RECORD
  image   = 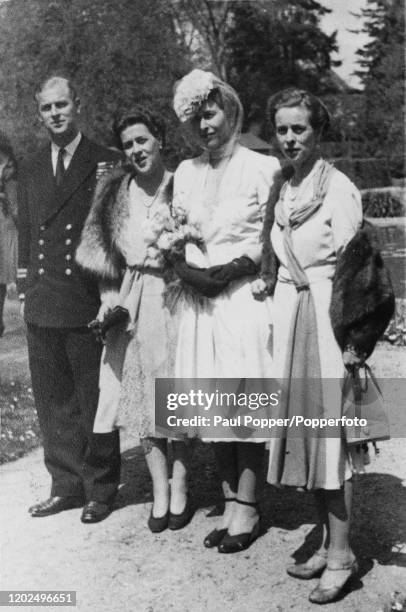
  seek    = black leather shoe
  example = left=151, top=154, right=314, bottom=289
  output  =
left=168, top=496, right=194, bottom=530
left=80, top=501, right=112, bottom=524
left=218, top=520, right=260, bottom=553
left=203, top=498, right=236, bottom=548
left=218, top=499, right=260, bottom=554
left=148, top=510, right=169, bottom=533
left=204, top=528, right=228, bottom=548
left=29, top=496, right=83, bottom=517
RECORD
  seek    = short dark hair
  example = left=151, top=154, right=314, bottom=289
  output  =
left=267, top=88, right=330, bottom=134
left=34, top=76, right=79, bottom=103
left=112, top=106, right=166, bottom=149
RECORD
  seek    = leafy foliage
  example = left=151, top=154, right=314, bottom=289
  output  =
left=224, top=1, right=341, bottom=118
left=352, top=0, right=405, bottom=165
left=0, top=0, right=191, bottom=163
left=362, top=187, right=405, bottom=217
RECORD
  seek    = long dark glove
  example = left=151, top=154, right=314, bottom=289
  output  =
left=173, top=261, right=228, bottom=298
left=207, top=256, right=258, bottom=282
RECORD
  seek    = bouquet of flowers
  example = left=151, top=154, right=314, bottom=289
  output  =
left=139, top=202, right=177, bottom=269
left=138, top=202, right=208, bottom=309
left=155, top=205, right=208, bottom=309
left=149, top=204, right=258, bottom=308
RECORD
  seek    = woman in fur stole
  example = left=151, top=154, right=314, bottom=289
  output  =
left=254, top=88, right=394, bottom=604
left=76, top=107, right=190, bottom=533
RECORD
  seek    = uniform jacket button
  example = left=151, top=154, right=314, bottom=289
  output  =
left=38, top=268, right=45, bottom=275
left=65, top=254, right=72, bottom=261
left=65, top=238, right=72, bottom=245
left=65, top=268, right=72, bottom=276
left=65, top=224, right=72, bottom=230
left=40, top=225, right=46, bottom=231
left=38, top=253, right=44, bottom=260
left=38, top=239, right=44, bottom=245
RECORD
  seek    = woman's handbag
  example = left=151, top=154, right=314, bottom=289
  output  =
left=88, top=305, right=129, bottom=342
left=342, top=365, right=390, bottom=445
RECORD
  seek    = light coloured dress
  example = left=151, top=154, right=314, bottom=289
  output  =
left=173, top=144, right=280, bottom=438
left=0, top=180, right=18, bottom=284
left=267, top=160, right=363, bottom=489
left=92, top=173, right=179, bottom=444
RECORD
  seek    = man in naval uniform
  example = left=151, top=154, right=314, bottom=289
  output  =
left=18, top=76, right=121, bottom=522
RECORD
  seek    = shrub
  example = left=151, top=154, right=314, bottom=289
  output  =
left=331, top=158, right=391, bottom=189
left=362, top=188, right=405, bottom=217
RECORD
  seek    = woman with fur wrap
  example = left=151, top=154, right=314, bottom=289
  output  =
left=255, top=89, right=394, bottom=605
left=76, top=107, right=190, bottom=532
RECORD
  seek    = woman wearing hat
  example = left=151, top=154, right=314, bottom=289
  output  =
left=171, top=70, right=280, bottom=553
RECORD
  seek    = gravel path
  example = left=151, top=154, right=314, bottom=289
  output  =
left=1, top=298, right=405, bottom=612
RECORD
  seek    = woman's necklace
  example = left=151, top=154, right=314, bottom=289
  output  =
left=137, top=173, right=166, bottom=218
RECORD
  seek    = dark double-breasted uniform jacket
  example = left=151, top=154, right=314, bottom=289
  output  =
left=17, top=135, right=122, bottom=501
left=18, top=135, right=121, bottom=327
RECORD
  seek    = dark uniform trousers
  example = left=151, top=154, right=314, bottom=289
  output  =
left=18, top=136, right=121, bottom=503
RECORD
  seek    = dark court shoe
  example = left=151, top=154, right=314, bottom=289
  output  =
left=203, top=498, right=236, bottom=548
left=218, top=499, right=260, bottom=554
left=287, top=551, right=328, bottom=580
left=168, top=496, right=194, bottom=531
left=309, top=559, right=359, bottom=605
left=81, top=501, right=112, bottom=524
left=29, top=496, right=83, bottom=517
left=148, top=510, right=169, bottom=533
left=204, top=528, right=228, bottom=549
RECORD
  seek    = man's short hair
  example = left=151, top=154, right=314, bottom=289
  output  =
left=34, top=76, right=79, bottom=103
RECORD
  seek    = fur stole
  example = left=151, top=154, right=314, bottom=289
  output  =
left=76, top=167, right=129, bottom=281
left=260, top=172, right=395, bottom=359
left=76, top=167, right=173, bottom=282
left=329, top=221, right=395, bottom=358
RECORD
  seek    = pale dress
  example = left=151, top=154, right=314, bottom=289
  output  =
left=173, top=144, right=280, bottom=439
left=93, top=174, right=179, bottom=445
left=0, top=181, right=18, bottom=284
left=267, top=162, right=363, bottom=489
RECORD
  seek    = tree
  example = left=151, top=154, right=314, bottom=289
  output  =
left=224, top=0, right=341, bottom=119
left=172, top=0, right=233, bottom=79
left=353, top=0, right=405, bottom=169
left=0, top=0, right=190, bottom=162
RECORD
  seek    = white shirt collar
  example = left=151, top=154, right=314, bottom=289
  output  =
left=51, top=132, right=82, bottom=172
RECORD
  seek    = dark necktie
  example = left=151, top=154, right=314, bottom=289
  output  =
left=55, top=148, right=66, bottom=186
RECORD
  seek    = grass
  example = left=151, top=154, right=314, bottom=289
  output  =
left=0, top=379, right=42, bottom=464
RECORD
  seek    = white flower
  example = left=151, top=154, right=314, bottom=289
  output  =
left=152, top=204, right=172, bottom=225
left=173, top=69, right=217, bottom=122
left=146, top=246, right=160, bottom=260
left=156, top=231, right=175, bottom=252
left=172, top=205, right=188, bottom=224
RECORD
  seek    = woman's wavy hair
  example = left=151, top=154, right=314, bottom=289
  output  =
left=112, top=106, right=166, bottom=149
left=267, top=88, right=331, bottom=135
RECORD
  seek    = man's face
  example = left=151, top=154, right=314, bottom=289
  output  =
left=37, top=81, right=80, bottom=142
